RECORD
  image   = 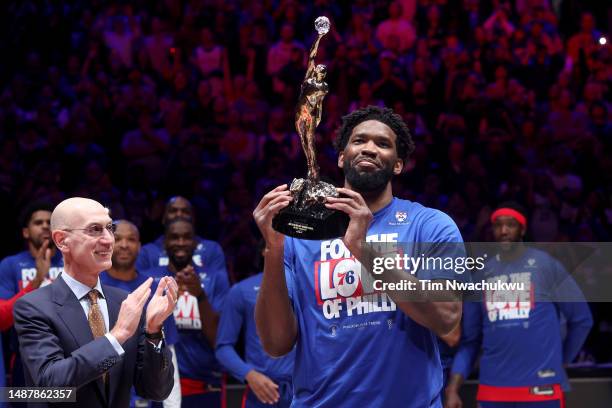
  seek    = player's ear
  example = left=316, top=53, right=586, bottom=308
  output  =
left=337, top=151, right=345, bottom=169
left=393, top=158, right=403, bottom=175
left=22, top=227, right=30, bottom=240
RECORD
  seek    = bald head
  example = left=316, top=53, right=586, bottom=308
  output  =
left=51, top=197, right=110, bottom=231
left=50, top=197, right=114, bottom=284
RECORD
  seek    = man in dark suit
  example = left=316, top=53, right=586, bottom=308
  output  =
left=14, top=197, right=178, bottom=407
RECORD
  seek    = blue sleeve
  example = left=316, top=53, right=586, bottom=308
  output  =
left=0, top=257, right=16, bottom=299
left=552, top=261, right=593, bottom=363
left=207, top=269, right=230, bottom=312
left=451, top=301, right=483, bottom=379
left=416, top=209, right=468, bottom=283
left=215, top=285, right=253, bottom=382
left=206, top=242, right=230, bottom=296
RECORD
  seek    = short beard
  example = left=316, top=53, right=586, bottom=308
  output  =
left=32, top=237, right=54, bottom=250
left=169, top=253, right=192, bottom=271
left=343, top=160, right=394, bottom=193
left=112, top=258, right=136, bottom=271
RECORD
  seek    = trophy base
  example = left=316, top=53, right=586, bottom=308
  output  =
left=273, top=203, right=349, bottom=240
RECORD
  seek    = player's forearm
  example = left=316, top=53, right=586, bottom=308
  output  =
left=396, top=299, right=461, bottom=336
left=360, top=249, right=461, bottom=335
left=198, top=299, right=219, bottom=347
left=255, top=246, right=297, bottom=357
left=215, top=344, right=253, bottom=381
left=445, top=373, right=464, bottom=394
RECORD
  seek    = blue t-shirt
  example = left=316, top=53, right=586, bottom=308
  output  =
left=0, top=250, right=65, bottom=387
left=136, top=235, right=225, bottom=273
left=144, top=265, right=229, bottom=384
left=215, top=272, right=295, bottom=382
left=285, top=197, right=467, bottom=407
left=0, top=250, right=64, bottom=299
left=452, top=247, right=593, bottom=390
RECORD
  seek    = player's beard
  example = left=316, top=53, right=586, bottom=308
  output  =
left=32, top=236, right=55, bottom=251
left=169, top=251, right=192, bottom=271
left=343, top=160, right=394, bottom=193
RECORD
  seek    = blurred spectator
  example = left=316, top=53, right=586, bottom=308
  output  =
left=376, top=2, right=417, bottom=53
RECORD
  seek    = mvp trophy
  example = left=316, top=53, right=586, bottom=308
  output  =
left=272, top=16, right=349, bottom=240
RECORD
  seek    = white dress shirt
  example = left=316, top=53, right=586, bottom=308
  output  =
left=61, top=272, right=125, bottom=356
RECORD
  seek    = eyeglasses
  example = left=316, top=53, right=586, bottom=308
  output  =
left=63, top=223, right=116, bottom=237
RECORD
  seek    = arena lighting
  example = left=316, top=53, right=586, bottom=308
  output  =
left=599, top=36, right=607, bottom=45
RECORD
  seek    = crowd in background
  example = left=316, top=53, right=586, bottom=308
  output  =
left=0, top=0, right=610, bottom=363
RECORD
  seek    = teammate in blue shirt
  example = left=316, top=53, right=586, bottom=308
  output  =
left=216, top=271, right=295, bottom=407
left=253, top=106, right=469, bottom=407
left=136, top=196, right=226, bottom=276
left=144, top=218, right=229, bottom=408
left=445, top=203, right=593, bottom=408
left=0, top=201, right=64, bottom=298
left=0, top=201, right=64, bottom=387
left=99, top=220, right=182, bottom=408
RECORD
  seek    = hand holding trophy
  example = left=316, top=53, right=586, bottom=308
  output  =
left=272, top=17, right=349, bottom=240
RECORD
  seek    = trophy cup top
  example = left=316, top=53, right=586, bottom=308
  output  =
left=314, top=16, right=330, bottom=35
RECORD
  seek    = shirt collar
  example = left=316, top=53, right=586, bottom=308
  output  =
left=61, top=271, right=105, bottom=301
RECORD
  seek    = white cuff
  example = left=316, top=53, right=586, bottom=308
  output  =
left=105, top=332, right=125, bottom=356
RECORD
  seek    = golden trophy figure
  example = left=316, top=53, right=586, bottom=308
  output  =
left=273, top=17, right=349, bottom=239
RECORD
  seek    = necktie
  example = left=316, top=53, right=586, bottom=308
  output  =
left=87, top=290, right=108, bottom=384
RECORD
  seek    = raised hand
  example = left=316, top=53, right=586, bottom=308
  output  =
left=111, top=278, right=152, bottom=344
left=325, top=187, right=373, bottom=260
left=253, top=184, right=293, bottom=249
left=32, top=240, right=52, bottom=289
left=175, top=265, right=203, bottom=297
left=145, top=276, right=178, bottom=333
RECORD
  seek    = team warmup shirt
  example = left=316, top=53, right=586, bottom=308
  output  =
left=100, top=270, right=180, bottom=408
left=0, top=250, right=64, bottom=387
left=144, top=264, right=229, bottom=385
left=452, top=247, right=593, bottom=390
left=285, top=197, right=468, bottom=408
left=136, top=235, right=223, bottom=272
left=215, top=272, right=295, bottom=382
left=0, top=250, right=64, bottom=299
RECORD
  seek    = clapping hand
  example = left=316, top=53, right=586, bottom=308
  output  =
left=145, top=276, right=178, bottom=333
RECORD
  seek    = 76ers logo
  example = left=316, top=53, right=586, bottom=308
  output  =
left=315, top=257, right=363, bottom=304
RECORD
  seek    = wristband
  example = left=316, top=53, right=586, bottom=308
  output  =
left=145, top=329, right=164, bottom=340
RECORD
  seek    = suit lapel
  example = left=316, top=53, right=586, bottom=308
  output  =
left=52, top=277, right=107, bottom=405
left=53, top=277, right=95, bottom=350
left=105, top=286, right=124, bottom=406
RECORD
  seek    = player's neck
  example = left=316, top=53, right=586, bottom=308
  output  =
left=345, top=181, right=393, bottom=213
left=498, top=243, right=526, bottom=261
left=107, top=266, right=137, bottom=281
